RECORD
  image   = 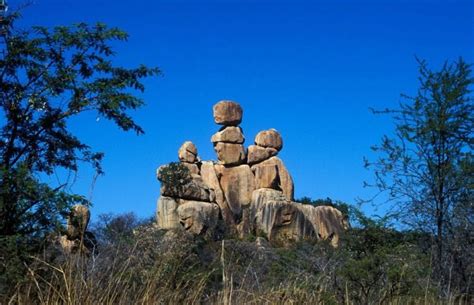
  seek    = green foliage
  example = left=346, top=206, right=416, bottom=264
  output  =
left=2, top=211, right=460, bottom=304
left=365, top=58, right=473, bottom=293
left=0, top=11, right=159, bottom=294
left=297, top=196, right=350, bottom=218
left=335, top=210, right=432, bottom=304
left=91, top=212, right=151, bottom=246
left=157, top=162, right=192, bottom=190
left=0, top=12, right=159, bottom=236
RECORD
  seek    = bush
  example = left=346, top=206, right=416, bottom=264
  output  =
left=2, top=212, right=464, bottom=304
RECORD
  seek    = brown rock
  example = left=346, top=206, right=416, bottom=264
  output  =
left=58, top=235, right=76, bottom=254
left=254, top=163, right=280, bottom=189
left=215, top=164, right=255, bottom=218
left=200, top=161, right=235, bottom=227
left=211, top=126, right=244, bottom=144
left=156, top=196, right=181, bottom=230
left=66, top=205, right=90, bottom=240
left=250, top=188, right=287, bottom=235
left=255, top=129, right=283, bottom=151
left=177, top=201, right=220, bottom=235
left=296, top=204, right=349, bottom=247
left=269, top=203, right=315, bottom=246
left=213, top=100, right=243, bottom=126
left=250, top=189, right=315, bottom=245
left=214, top=142, right=246, bottom=165
left=247, top=145, right=278, bottom=165
left=178, top=141, right=198, bottom=163
left=251, top=157, right=294, bottom=200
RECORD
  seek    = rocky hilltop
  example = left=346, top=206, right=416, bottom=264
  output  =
left=156, top=101, right=348, bottom=246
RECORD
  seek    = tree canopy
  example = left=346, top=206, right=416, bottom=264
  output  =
left=0, top=12, right=159, bottom=241
left=365, top=57, right=473, bottom=293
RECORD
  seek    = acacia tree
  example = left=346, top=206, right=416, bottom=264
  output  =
left=365, top=58, right=473, bottom=293
left=0, top=12, right=160, bottom=244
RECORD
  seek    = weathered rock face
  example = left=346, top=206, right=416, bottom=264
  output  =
left=250, top=188, right=287, bottom=235
left=255, top=129, right=283, bottom=151
left=253, top=163, right=280, bottom=189
left=177, top=201, right=220, bottom=235
left=215, top=164, right=255, bottom=218
left=213, top=100, right=243, bottom=126
left=269, top=203, right=315, bottom=246
left=250, top=189, right=315, bottom=245
left=214, top=142, right=246, bottom=165
left=200, top=161, right=235, bottom=228
left=211, top=126, right=244, bottom=144
left=297, top=205, right=348, bottom=247
left=251, top=156, right=294, bottom=201
left=154, top=100, right=348, bottom=246
left=156, top=196, right=180, bottom=230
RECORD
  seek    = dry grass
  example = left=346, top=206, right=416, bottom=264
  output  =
left=5, top=231, right=470, bottom=305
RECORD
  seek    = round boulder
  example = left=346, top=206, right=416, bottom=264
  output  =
left=255, top=129, right=283, bottom=151
left=213, top=100, right=243, bottom=126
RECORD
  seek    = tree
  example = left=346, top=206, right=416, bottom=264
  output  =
left=0, top=9, right=159, bottom=288
left=364, top=58, right=473, bottom=293
left=297, top=196, right=350, bottom=218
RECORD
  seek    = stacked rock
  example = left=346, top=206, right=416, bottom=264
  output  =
left=178, top=141, right=200, bottom=176
left=248, top=129, right=294, bottom=201
left=211, top=101, right=246, bottom=166
left=154, top=100, right=349, bottom=246
left=246, top=129, right=312, bottom=245
left=211, top=101, right=255, bottom=235
left=156, top=142, right=221, bottom=238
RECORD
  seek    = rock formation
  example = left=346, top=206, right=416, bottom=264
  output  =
left=156, top=142, right=222, bottom=238
left=155, top=100, right=348, bottom=246
left=57, top=204, right=97, bottom=255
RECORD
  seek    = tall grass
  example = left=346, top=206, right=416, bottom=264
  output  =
left=5, top=229, right=470, bottom=305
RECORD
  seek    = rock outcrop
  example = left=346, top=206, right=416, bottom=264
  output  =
left=57, top=204, right=97, bottom=255
left=177, top=201, right=220, bottom=236
left=250, top=189, right=315, bottom=246
left=156, top=143, right=222, bottom=238
left=296, top=204, right=349, bottom=247
left=155, top=100, right=348, bottom=246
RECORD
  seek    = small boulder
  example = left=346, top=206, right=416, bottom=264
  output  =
left=178, top=141, right=198, bottom=163
left=213, top=100, right=243, bottom=126
left=255, top=129, right=283, bottom=151
left=211, top=126, right=245, bottom=144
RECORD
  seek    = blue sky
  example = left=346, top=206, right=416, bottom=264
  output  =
left=17, top=0, right=474, bottom=219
